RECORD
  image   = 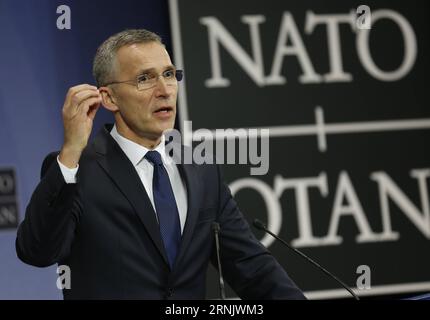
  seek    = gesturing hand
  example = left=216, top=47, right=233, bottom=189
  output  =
left=59, top=84, right=102, bottom=168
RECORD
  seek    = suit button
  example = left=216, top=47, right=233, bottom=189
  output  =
left=166, top=288, right=174, bottom=298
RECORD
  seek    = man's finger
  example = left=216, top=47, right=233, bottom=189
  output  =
left=73, top=90, right=101, bottom=109
left=64, top=84, right=98, bottom=111
left=88, top=104, right=100, bottom=121
left=78, top=97, right=102, bottom=116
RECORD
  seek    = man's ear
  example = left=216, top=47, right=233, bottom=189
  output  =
left=98, top=86, right=119, bottom=112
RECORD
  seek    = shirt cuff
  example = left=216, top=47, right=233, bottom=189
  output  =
left=57, top=155, right=79, bottom=184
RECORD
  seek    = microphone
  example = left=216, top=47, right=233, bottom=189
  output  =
left=212, top=222, right=226, bottom=300
left=253, top=219, right=360, bottom=300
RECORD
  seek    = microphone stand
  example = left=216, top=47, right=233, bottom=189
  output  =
left=212, top=222, right=226, bottom=300
left=253, top=219, right=359, bottom=300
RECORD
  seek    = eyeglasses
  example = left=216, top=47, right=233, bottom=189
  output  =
left=103, top=69, right=183, bottom=91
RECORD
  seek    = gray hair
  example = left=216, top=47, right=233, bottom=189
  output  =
left=92, top=29, right=163, bottom=87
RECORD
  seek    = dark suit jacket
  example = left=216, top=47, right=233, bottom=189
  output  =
left=16, top=124, right=305, bottom=300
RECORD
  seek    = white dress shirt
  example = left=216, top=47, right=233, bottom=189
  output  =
left=57, top=125, right=188, bottom=233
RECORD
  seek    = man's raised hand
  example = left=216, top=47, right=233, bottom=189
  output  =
left=59, top=84, right=102, bottom=168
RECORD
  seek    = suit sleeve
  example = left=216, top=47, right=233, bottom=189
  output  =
left=15, top=152, right=81, bottom=267
left=212, top=165, right=306, bottom=300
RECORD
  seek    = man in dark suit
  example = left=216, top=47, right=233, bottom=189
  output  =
left=16, top=29, right=305, bottom=300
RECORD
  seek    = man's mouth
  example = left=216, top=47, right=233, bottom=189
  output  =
left=153, top=106, right=173, bottom=114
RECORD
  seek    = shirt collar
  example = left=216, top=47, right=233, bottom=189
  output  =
left=110, top=124, right=169, bottom=166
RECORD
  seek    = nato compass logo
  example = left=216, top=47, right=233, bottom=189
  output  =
left=0, top=168, right=19, bottom=229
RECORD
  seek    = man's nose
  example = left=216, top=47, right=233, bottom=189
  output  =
left=154, top=76, right=170, bottom=96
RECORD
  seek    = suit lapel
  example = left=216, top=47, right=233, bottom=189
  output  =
left=173, top=152, right=202, bottom=270
left=92, top=125, right=170, bottom=267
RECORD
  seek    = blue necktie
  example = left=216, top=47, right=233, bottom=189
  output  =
left=145, top=151, right=181, bottom=268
